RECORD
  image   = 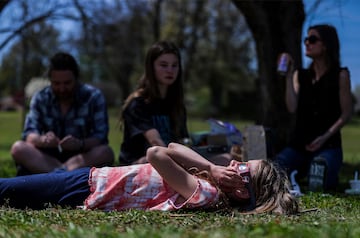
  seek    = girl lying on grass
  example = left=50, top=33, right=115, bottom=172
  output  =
left=0, top=143, right=299, bottom=214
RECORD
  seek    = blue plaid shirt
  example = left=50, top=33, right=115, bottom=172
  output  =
left=22, top=83, right=109, bottom=144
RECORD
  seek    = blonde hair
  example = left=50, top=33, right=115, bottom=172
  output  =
left=189, top=159, right=299, bottom=215
left=188, top=156, right=298, bottom=215
left=229, top=145, right=299, bottom=214
left=250, top=160, right=299, bottom=215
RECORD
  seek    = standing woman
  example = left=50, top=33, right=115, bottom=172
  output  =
left=119, top=41, right=189, bottom=165
left=275, top=24, right=353, bottom=191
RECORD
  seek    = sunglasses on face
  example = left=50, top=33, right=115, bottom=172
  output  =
left=237, top=163, right=256, bottom=211
left=238, top=163, right=250, bottom=182
left=304, top=35, right=321, bottom=44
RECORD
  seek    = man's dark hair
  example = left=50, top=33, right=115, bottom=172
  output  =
left=48, top=52, right=79, bottom=79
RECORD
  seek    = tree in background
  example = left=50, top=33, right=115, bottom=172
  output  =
left=70, top=0, right=150, bottom=103
left=0, top=0, right=350, bottom=151
left=0, top=22, right=60, bottom=94
left=61, top=0, right=255, bottom=117
left=232, top=0, right=305, bottom=152
left=160, top=0, right=256, bottom=118
left=0, top=0, right=272, bottom=120
left=0, top=0, right=63, bottom=125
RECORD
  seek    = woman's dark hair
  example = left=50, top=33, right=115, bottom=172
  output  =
left=121, top=41, right=185, bottom=137
left=141, top=41, right=183, bottom=103
left=48, top=52, right=79, bottom=79
left=308, top=24, right=341, bottom=69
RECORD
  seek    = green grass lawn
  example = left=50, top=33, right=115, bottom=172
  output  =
left=1, top=110, right=360, bottom=237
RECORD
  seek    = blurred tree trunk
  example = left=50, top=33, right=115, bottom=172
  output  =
left=232, top=0, right=305, bottom=153
left=152, top=0, right=163, bottom=42
left=180, top=0, right=206, bottom=85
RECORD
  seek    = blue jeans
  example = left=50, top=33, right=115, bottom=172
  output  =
left=0, top=167, right=91, bottom=209
left=274, top=147, right=343, bottom=191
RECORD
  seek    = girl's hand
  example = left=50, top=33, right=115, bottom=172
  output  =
left=210, top=165, right=244, bottom=193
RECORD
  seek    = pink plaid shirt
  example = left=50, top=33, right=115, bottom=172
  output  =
left=84, top=164, right=219, bottom=211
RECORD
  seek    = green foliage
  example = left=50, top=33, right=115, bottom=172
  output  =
left=1, top=111, right=360, bottom=237
left=0, top=22, right=61, bottom=97
left=0, top=0, right=257, bottom=118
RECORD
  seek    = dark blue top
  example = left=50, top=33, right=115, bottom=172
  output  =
left=119, top=96, right=188, bottom=165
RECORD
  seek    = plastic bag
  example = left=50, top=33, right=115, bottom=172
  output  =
left=207, top=118, right=242, bottom=145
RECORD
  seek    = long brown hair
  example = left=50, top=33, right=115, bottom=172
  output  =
left=251, top=160, right=299, bottom=215
left=189, top=159, right=299, bottom=215
left=121, top=41, right=186, bottom=136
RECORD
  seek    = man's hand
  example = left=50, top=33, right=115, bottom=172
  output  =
left=59, top=135, right=82, bottom=151
left=40, top=131, right=59, bottom=148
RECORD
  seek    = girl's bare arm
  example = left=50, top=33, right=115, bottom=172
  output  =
left=147, top=143, right=243, bottom=199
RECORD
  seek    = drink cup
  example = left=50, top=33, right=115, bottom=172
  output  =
left=277, top=53, right=289, bottom=76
